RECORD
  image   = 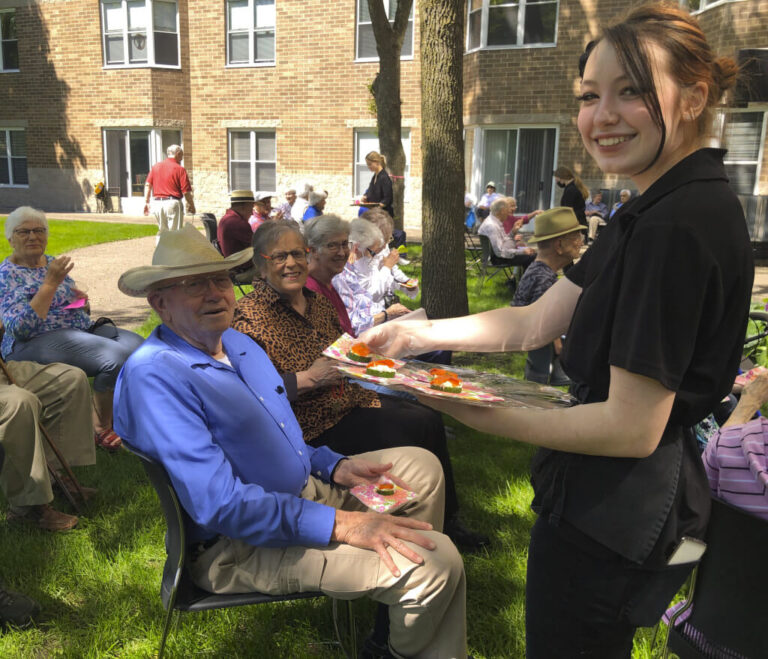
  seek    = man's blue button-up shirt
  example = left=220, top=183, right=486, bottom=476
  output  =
left=114, top=325, right=343, bottom=547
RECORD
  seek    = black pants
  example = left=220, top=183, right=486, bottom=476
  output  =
left=525, top=516, right=693, bottom=658
left=309, top=396, right=459, bottom=520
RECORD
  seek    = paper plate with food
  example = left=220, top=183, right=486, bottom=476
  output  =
left=323, top=334, right=406, bottom=368
left=403, top=369, right=505, bottom=405
left=335, top=359, right=409, bottom=385
left=351, top=479, right=417, bottom=513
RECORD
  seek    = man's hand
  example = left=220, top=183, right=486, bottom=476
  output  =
left=332, top=509, right=435, bottom=576
left=385, top=302, right=411, bottom=319
left=360, top=319, right=431, bottom=358
left=332, top=457, right=411, bottom=490
left=143, top=203, right=150, bottom=217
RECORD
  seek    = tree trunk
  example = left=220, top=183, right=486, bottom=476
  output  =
left=368, top=0, right=412, bottom=231
left=420, top=0, right=468, bottom=319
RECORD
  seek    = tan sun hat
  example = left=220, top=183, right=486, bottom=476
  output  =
left=230, top=189, right=256, bottom=204
left=526, top=207, right=584, bottom=244
left=118, top=224, right=253, bottom=297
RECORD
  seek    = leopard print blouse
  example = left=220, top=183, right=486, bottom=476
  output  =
left=232, top=278, right=380, bottom=442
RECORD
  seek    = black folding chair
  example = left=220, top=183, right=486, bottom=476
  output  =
left=464, top=226, right=483, bottom=277
left=123, top=443, right=356, bottom=659
left=198, top=212, right=248, bottom=295
left=659, top=498, right=768, bottom=658
left=477, top=234, right=516, bottom=288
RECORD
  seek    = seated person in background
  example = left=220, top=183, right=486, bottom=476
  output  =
left=477, top=198, right=536, bottom=268
left=249, top=192, right=280, bottom=231
left=361, top=208, right=418, bottom=304
left=0, top=207, right=144, bottom=452
left=276, top=188, right=296, bottom=222
left=302, top=190, right=327, bottom=222
left=585, top=190, right=609, bottom=244
left=233, top=220, right=485, bottom=549
left=1, top=360, right=95, bottom=531
left=334, top=219, right=411, bottom=336
left=502, top=197, right=543, bottom=235
left=291, top=180, right=313, bottom=222
left=476, top=181, right=501, bottom=220
left=114, top=225, right=469, bottom=658
left=511, top=208, right=584, bottom=386
left=703, top=371, right=768, bottom=521
left=609, top=189, right=632, bottom=219
left=217, top=190, right=259, bottom=284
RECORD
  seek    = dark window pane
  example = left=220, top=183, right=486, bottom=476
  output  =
left=106, top=35, right=125, bottom=64
left=400, top=20, right=413, bottom=57
left=11, top=157, right=27, bottom=185
left=128, top=32, right=148, bottom=62
left=488, top=7, right=518, bottom=46
left=231, top=132, right=250, bottom=160
left=9, top=131, right=25, bottom=156
left=254, top=30, right=274, bottom=61
left=229, top=33, right=249, bottom=63
left=154, top=31, right=178, bottom=65
left=0, top=132, right=6, bottom=152
left=725, top=163, right=757, bottom=196
left=231, top=162, right=251, bottom=190
left=255, top=133, right=275, bottom=161
left=0, top=160, right=8, bottom=184
left=523, top=2, right=556, bottom=44
left=1, top=12, right=17, bottom=39
left=2, top=41, right=18, bottom=69
left=358, top=24, right=377, bottom=58
left=356, top=164, right=370, bottom=196
left=255, top=163, right=276, bottom=191
left=468, top=11, right=481, bottom=49
left=153, top=1, right=176, bottom=31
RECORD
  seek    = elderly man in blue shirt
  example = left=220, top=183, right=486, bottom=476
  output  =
left=114, top=225, right=467, bottom=659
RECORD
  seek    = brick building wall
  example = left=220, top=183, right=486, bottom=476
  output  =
left=0, top=0, right=766, bottom=226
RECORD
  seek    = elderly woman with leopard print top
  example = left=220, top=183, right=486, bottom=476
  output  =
left=231, top=220, right=488, bottom=549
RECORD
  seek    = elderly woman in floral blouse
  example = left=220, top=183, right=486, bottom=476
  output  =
left=0, top=207, right=144, bottom=451
left=231, top=220, right=487, bottom=549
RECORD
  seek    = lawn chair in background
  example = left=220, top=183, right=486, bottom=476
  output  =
left=0, top=354, right=88, bottom=514
left=198, top=213, right=247, bottom=295
left=478, top=234, right=516, bottom=289
left=464, top=226, right=483, bottom=277
left=123, top=443, right=356, bottom=659
left=657, top=498, right=768, bottom=658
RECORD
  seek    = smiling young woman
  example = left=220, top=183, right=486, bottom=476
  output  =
left=358, top=3, right=754, bottom=655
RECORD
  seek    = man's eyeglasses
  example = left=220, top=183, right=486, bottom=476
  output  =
left=14, top=228, right=47, bottom=237
left=323, top=241, right=350, bottom=253
left=158, top=274, right=232, bottom=297
left=262, top=248, right=309, bottom=265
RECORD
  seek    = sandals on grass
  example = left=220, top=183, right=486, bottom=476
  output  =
left=94, top=428, right=122, bottom=452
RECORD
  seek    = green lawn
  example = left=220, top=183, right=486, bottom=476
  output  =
left=0, top=218, right=156, bottom=260
left=0, top=241, right=663, bottom=658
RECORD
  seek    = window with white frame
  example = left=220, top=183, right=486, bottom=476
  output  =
left=356, top=0, right=414, bottom=61
left=467, top=0, right=558, bottom=51
left=0, top=129, right=28, bottom=186
left=227, top=0, right=275, bottom=66
left=0, top=10, right=18, bottom=71
left=354, top=129, right=410, bottom=198
left=229, top=130, right=276, bottom=192
left=722, top=111, right=766, bottom=196
left=101, top=0, right=179, bottom=68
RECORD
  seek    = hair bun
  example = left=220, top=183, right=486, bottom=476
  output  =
left=712, top=55, right=739, bottom=99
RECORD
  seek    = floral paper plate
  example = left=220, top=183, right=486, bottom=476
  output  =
left=402, top=377, right=505, bottom=405
left=323, top=333, right=406, bottom=368
left=351, top=483, right=417, bottom=513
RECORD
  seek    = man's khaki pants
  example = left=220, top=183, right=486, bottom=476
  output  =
left=0, top=361, right=95, bottom=506
left=151, top=198, right=184, bottom=241
left=190, top=446, right=467, bottom=659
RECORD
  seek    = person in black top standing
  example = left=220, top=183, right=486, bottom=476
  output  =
left=361, top=151, right=394, bottom=218
left=361, top=4, right=752, bottom=656
left=553, top=165, right=588, bottom=226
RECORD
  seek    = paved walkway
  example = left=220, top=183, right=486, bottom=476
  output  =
left=45, top=212, right=768, bottom=330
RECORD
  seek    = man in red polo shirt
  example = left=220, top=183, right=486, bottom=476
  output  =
left=143, top=145, right=195, bottom=241
left=218, top=189, right=258, bottom=283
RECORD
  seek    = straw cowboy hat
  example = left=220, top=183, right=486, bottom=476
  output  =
left=118, top=224, right=253, bottom=297
left=230, top=189, right=256, bottom=204
left=526, top=207, right=584, bottom=244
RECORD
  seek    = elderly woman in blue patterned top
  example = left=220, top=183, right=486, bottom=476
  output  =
left=0, top=207, right=144, bottom=451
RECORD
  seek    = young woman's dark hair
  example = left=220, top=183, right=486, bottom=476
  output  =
left=579, top=1, right=739, bottom=173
